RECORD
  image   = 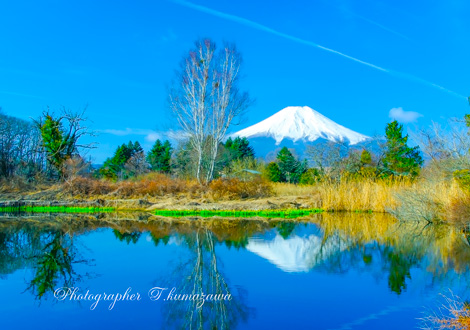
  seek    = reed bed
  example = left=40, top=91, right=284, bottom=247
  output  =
left=390, top=178, right=470, bottom=225
left=273, top=177, right=413, bottom=212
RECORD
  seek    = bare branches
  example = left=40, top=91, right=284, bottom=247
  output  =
left=411, top=118, right=470, bottom=177
left=0, top=112, right=45, bottom=179
left=34, top=107, right=96, bottom=179
left=169, top=39, right=252, bottom=183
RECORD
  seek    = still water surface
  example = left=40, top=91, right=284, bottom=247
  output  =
left=0, top=213, right=469, bottom=329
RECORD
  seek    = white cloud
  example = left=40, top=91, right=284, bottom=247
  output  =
left=101, top=128, right=161, bottom=142
left=388, top=107, right=423, bottom=123
left=145, top=132, right=160, bottom=142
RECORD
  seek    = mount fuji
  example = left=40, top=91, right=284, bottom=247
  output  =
left=230, top=106, right=369, bottom=159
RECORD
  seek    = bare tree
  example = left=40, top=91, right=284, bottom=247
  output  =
left=305, top=141, right=349, bottom=178
left=123, top=151, right=149, bottom=178
left=0, top=111, right=46, bottom=180
left=169, top=39, right=251, bottom=183
left=411, top=118, right=470, bottom=175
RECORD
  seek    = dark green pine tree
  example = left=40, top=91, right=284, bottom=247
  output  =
left=265, top=162, right=282, bottom=182
left=100, top=141, right=144, bottom=180
left=276, top=147, right=306, bottom=183
left=130, top=141, right=143, bottom=154
left=225, top=137, right=255, bottom=160
left=147, top=139, right=172, bottom=173
left=381, top=121, right=423, bottom=177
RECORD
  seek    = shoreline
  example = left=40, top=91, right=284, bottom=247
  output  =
left=0, top=197, right=379, bottom=220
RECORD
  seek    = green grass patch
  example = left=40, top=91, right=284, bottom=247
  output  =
left=154, top=208, right=323, bottom=218
left=0, top=206, right=115, bottom=213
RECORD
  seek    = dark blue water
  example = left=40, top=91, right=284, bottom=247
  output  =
left=0, top=213, right=468, bottom=329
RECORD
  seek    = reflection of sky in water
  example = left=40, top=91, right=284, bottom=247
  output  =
left=0, top=215, right=468, bottom=329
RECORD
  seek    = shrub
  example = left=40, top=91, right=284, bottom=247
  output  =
left=447, top=194, right=470, bottom=226
left=357, top=166, right=377, bottom=179
left=63, top=173, right=191, bottom=197
left=225, top=158, right=265, bottom=180
left=299, top=168, right=321, bottom=185
left=209, top=177, right=273, bottom=200
left=454, top=169, right=470, bottom=191
left=114, top=173, right=187, bottom=197
left=63, top=177, right=115, bottom=196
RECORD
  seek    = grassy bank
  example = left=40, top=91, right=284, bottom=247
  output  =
left=3, top=172, right=470, bottom=224
left=154, top=208, right=323, bottom=218
left=0, top=205, right=115, bottom=213
left=0, top=204, right=323, bottom=219
left=57, top=174, right=411, bottom=213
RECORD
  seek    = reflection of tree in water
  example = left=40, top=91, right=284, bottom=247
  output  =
left=112, top=229, right=141, bottom=244
left=0, top=229, right=36, bottom=277
left=310, top=213, right=470, bottom=295
left=151, top=234, right=170, bottom=246
left=273, top=221, right=296, bottom=239
left=27, top=231, right=86, bottom=299
left=0, top=223, right=90, bottom=300
left=162, top=228, right=251, bottom=330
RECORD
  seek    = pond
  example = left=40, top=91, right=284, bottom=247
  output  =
left=0, top=212, right=469, bottom=329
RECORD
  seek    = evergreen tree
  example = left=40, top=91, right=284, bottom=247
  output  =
left=276, top=147, right=306, bottom=183
left=225, top=137, right=255, bottom=161
left=299, top=168, right=321, bottom=185
left=40, top=115, right=69, bottom=175
left=36, top=110, right=93, bottom=179
left=130, top=141, right=142, bottom=153
left=147, top=139, right=172, bottom=173
left=381, top=121, right=423, bottom=177
left=100, top=141, right=144, bottom=180
left=265, top=162, right=282, bottom=182
left=225, top=137, right=233, bottom=149
left=172, top=141, right=195, bottom=179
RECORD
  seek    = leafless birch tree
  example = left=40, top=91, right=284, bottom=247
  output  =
left=169, top=39, right=251, bottom=183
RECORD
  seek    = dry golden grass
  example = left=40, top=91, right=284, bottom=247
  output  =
left=63, top=173, right=201, bottom=198
left=62, top=174, right=273, bottom=201
left=209, top=177, right=273, bottom=200
left=391, top=178, right=470, bottom=225
left=311, top=212, right=470, bottom=276
left=273, top=177, right=412, bottom=212
left=420, top=293, right=470, bottom=330
left=274, top=175, right=470, bottom=223
left=317, top=212, right=398, bottom=243
left=54, top=171, right=470, bottom=224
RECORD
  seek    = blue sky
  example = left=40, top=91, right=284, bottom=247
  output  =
left=1, top=0, right=469, bottom=162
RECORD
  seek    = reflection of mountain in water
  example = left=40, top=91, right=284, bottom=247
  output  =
left=246, top=233, right=347, bottom=272
left=1, top=213, right=470, bottom=300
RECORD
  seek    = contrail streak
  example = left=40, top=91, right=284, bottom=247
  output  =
left=170, top=0, right=387, bottom=72
left=351, top=13, right=411, bottom=41
left=170, top=0, right=466, bottom=100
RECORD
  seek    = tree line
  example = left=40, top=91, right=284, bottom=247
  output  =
left=0, top=102, right=426, bottom=186
left=3, top=37, right=468, bottom=188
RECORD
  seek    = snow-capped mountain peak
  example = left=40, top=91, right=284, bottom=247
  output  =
left=231, top=106, right=368, bottom=145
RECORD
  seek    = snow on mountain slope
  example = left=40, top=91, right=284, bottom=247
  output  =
left=231, top=106, right=369, bottom=145
left=246, top=233, right=347, bottom=273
